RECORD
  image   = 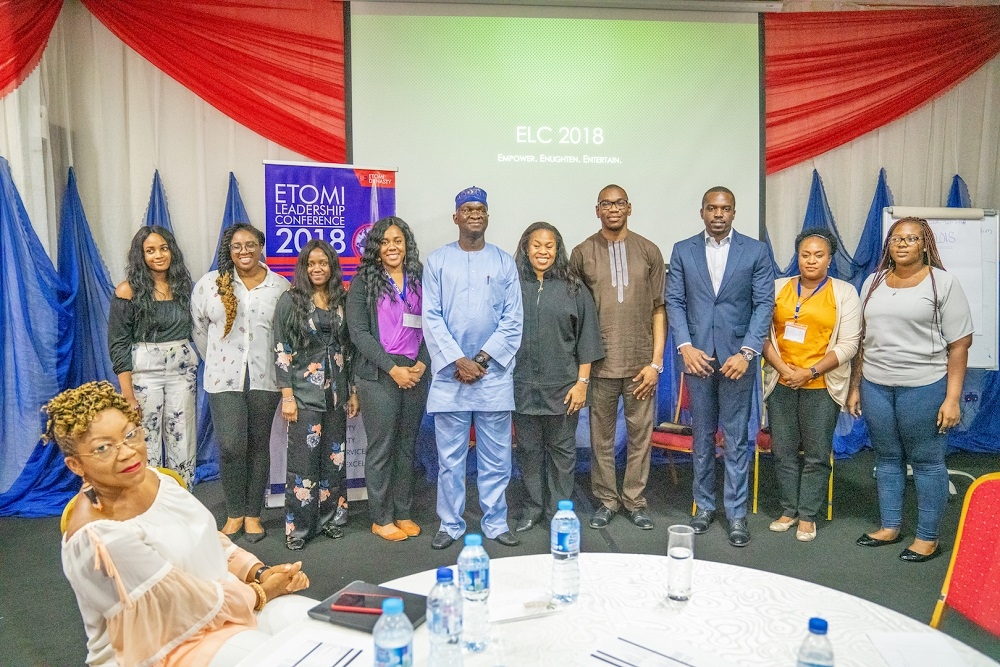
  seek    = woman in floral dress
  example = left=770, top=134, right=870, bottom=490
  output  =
left=273, top=240, right=358, bottom=550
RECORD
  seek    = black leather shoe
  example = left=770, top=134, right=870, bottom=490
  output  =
left=493, top=531, right=520, bottom=547
left=515, top=516, right=540, bottom=533
left=431, top=530, right=456, bottom=550
left=333, top=506, right=349, bottom=527
left=856, top=533, right=903, bottom=547
left=285, top=536, right=305, bottom=551
left=245, top=529, right=267, bottom=544
left=899, top=546, right=942, bottom=562
left=589, top=505, right=615, bottom=529
left=321, top=523, right=345, bottom=540
left=629, top=509, right=654, bottom=530
left=728, top=518, right=750, bottom=547
left=690, top=509, right=715, bottom=534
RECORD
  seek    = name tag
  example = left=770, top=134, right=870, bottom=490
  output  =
left=403, top=313, right=422, bottom=329
left=783, top=321, right=807, bottom=344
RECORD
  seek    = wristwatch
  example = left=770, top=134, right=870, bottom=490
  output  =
left=473, top=352, right=490, bottom=370
left=649, top=363, right=664, bottom=374
left=810, top=366, right=820, bottom=379
left=740, top=349, right=755, bottom=362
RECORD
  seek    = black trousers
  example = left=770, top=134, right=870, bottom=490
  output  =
left=356, top=360, right=428, bottom=526
left=766, top=384, right=839, bottom=522
left=513, top=411, right=580, bottom=522
left=285, top=391, right=346, bottom=540
left=208, top=385, right=280, bottom=519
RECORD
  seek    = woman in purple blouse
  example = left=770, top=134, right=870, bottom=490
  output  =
left=346, top=217, right=430, bottom=542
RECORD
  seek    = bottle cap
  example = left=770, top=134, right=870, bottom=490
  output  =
left=464, top=533, right=483, bottom=546
left=557, top=500, right=574, bottom=511
left=436, top=567, right=454, bottom=583
left=382, top=597, right=404, bottom=614
left=808, top=617, right=828, bottom=634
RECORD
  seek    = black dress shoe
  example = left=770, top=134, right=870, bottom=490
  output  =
left=286, top=536, right=306, bottom=551
left=589, top=505, right=615, bottom=529
left=333, top=506, right=349, bottom=527
left=856, top=533, right=903, bottom=547
left=727, top=518, right=750, bottom=547
left=493, top=531, right=520, bottom=547
left=899, top=546, right=942, bottom=562
left=245, top=529, right=267, bottom=544
left=690, top=509, right=715, bottom=534
left=629, top=509, right=654, bottom=530
left=515, top=516, right=540, bottom=533
left=321, top=522, right=345, bottom=540
left=431, top=530, right=456, bottom=550
left=221, top=527, right=244, bottom=541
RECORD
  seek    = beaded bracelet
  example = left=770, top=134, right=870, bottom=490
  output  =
left=249, top=582, right=267, bottom=611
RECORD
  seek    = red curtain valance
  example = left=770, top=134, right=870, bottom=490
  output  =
left=80, top=0, right=347, bottom=163
left=765, top=7, right=1000, bottom=175
left=0, top=0, right=63, bottom=97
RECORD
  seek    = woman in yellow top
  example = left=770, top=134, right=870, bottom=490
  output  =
left=762, top=229, right=861, bottom=542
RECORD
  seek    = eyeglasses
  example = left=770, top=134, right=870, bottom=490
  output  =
left=231, top=242, right=260, bottom=253
left=598, top=199, right=629, bottom=210
left=888, top=235, right=922, bottom=246
left=78, top=426, right=145, bottom=461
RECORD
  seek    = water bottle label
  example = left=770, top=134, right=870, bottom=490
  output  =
left=375, top=644, right=412, bottom=667
left=552, top=529, right=579, bottom=553
left=463, top=568, right=489, bottom=592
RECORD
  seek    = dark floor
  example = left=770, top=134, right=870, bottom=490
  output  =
left=1, top=449, right=998, bottom=665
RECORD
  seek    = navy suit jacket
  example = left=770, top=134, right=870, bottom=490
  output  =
left=666, top=230, right=775, bottom=361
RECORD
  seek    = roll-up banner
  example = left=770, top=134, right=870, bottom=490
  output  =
left=263, top=161, right=397, bottom=282
left=263, top=161, right=396, bottom=506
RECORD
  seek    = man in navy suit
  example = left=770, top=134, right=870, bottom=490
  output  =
left=665, top=186, right=774, bottom=547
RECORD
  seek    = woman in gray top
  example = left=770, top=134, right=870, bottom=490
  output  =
left=847, top=217, right=973, bottom=563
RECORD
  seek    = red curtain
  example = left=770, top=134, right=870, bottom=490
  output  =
left=0, top=0, right=63, bottom=97
left=765, top=7, right=1000, bottom=175
left=81, top=0, right=347, bottom=163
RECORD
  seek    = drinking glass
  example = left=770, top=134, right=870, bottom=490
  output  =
left=667, top=524, right=695, bottom=601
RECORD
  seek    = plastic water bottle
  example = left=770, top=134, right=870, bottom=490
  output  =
left=457, top=533, right=490, bottom=653
left=550, top=499, right=581, bottom=604
left=426, top=566, right=463, bottom=666
left=796, top=617, right=834, bottom=666
left=373, top=597, right=413, bottom=667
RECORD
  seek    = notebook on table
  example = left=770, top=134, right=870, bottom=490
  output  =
left=307, top=580, right=427, bottom=633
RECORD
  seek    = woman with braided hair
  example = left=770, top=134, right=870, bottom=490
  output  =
left=53, top=381, right=313, bottom=667
left=847, top=217, right=973, bottom=562
left=192, top=223, right=289, bottom=542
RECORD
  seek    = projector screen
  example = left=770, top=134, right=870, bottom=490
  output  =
left=350, top=3, right=761, bottom=259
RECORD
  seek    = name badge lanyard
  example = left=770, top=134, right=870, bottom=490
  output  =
left=795, top=277, right=828, bottom=321
left=387, top=272, right=413, bottom=312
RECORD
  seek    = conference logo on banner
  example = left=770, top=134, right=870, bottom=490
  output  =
left=263, top=161, right=396, bottom=281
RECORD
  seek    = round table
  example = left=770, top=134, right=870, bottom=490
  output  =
left=382, top=553, right=996, bottom=666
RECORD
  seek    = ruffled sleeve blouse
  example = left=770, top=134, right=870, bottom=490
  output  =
left=61, top=471, right=261, bottom=666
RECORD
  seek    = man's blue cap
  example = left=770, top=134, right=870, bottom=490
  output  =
left=455, top=186, right=488, bottom=210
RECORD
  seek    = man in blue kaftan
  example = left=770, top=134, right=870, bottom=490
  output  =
left=422, top=186, right=524, bottom=549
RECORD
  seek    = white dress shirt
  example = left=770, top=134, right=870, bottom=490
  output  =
left=704, top=228, right=733, bottom=296
left=191, top=264, right=289, bottom=393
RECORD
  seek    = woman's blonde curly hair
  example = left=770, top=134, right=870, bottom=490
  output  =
left=43, top=381, right=140, bottom=456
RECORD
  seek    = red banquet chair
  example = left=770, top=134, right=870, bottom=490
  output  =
left=930, top=472, right=1000, bottom=637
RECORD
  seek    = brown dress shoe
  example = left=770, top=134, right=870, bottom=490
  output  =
left=394, top=520, right=421, bottom=537
left=372, top=523, right=408, bottom=541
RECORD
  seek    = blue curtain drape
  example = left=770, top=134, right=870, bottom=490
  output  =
left=947, top=174, right=972, bottom=208
left=144, top=170, right=173, bottom=231
left=59, top=167, right=117, bottom=389
left=0, top=159, right=75, bottom=515
left=194, top=173, right=250, bottom=483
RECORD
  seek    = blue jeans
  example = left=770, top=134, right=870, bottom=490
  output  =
left=860, top=376, right=949, bottom=542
